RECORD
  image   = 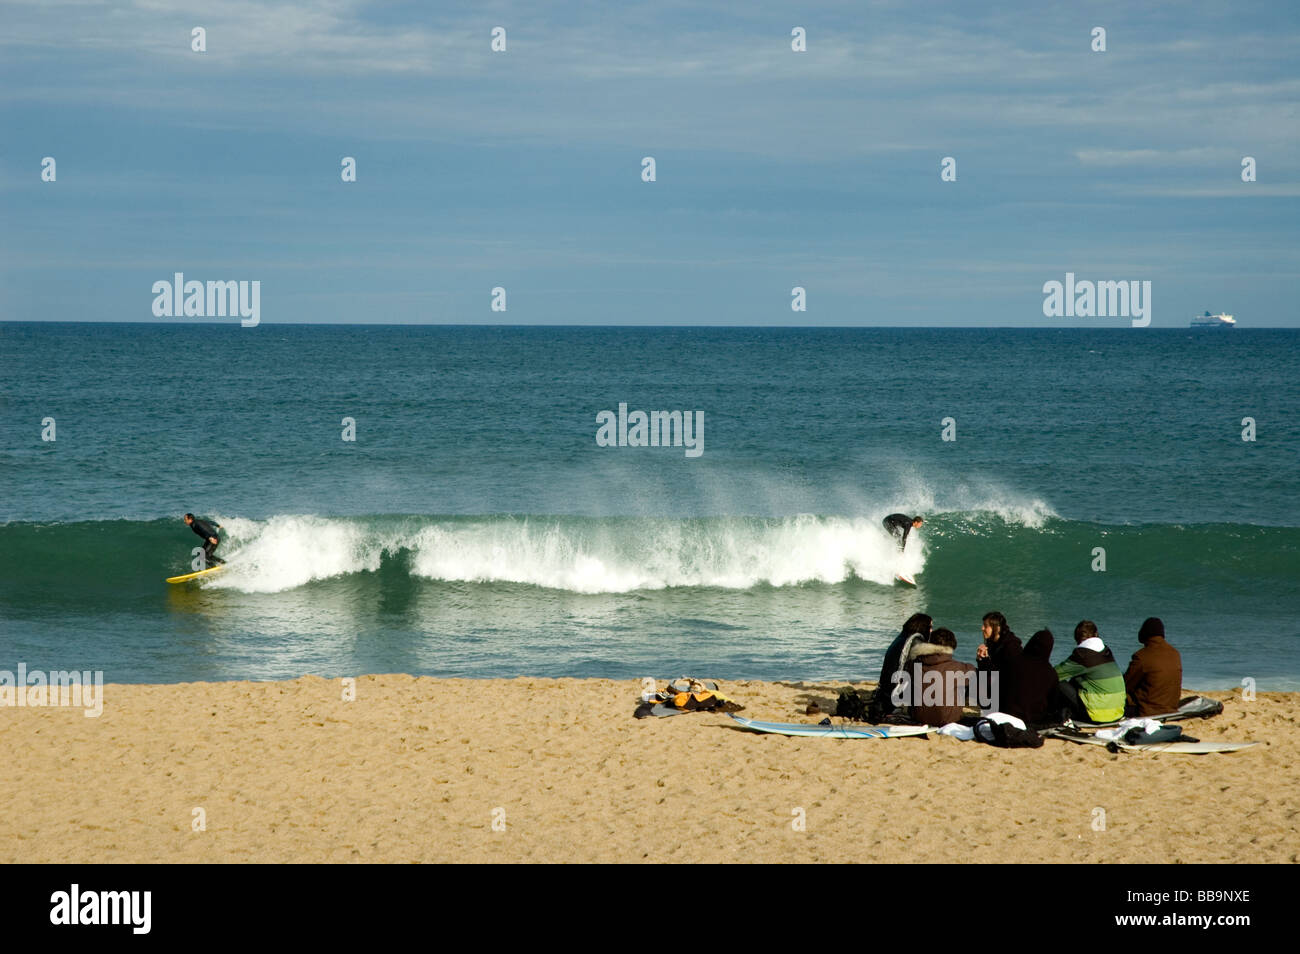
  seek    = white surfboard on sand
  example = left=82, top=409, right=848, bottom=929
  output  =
left=728, top=714, right=932, bottom=739
left=1074, top=695, right=1223, bottom=728
left=1045, top=729, right=1258, bottom=755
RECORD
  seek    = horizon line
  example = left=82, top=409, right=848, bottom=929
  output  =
left=2, top=320, right=1293, bottom=331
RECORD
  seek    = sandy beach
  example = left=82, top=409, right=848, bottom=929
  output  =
left=1, top=676, right=1294, bottom=864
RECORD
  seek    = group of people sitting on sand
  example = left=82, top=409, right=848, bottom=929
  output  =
left=867, top=612, right=1182, bottom=728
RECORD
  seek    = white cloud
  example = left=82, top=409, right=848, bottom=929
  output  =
left=1075, top=147, right=1227, bottom=166
left=1094, top=184, right=1300, bottom=198
left=2, top=2, right=1298, bottom=164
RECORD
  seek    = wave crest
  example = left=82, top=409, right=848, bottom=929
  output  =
left=209, top=514, right=926, bottom=594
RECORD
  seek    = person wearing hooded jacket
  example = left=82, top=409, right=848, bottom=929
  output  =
left=868, top=612, right=932, bottom=723
left=904, top=628, right=977, bottom=726
left=998, top=629, right=1059, bottom=726
left=1054, top=620, right=1125, bottom=723
left=1124, top=617, right=1182, bottom=717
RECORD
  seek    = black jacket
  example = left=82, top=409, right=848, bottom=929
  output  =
left=869, top=629, right=921, bottom=721
left=977, top=632, right=1023, bottom=674
left=999, top=631, right=1058, bottom=725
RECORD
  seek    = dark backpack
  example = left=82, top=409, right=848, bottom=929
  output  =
left=835, top=687, right=870, bottom=722
left=974, top=718, right=1044, bottom=748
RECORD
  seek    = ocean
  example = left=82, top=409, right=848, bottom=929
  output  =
left=2, top=322, right=1297, bottom=688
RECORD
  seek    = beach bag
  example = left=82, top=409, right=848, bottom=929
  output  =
left=974, top=717, right=1044, bottom=749
left=835, top=688, right=870, bottom=721
left=633, top=678, right=743, bottom=719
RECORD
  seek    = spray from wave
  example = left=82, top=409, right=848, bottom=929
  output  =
left=212, top=515, right=390, bottom=593
left=157, top=480, right=1061, bottom=594
left=885, top=470, right=1058, bottom=529
left=207, top=513, right=932, bottom=594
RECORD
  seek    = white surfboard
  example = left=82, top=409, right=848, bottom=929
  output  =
left=728, top=714, right=931, bottom=739
left=1045, top=729, right=1258, bottom=754
left=1068, top=695, right=1223, bottom=728
left=1111, top=740, right=1260, bottom=754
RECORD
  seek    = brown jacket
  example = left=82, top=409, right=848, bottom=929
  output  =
left=1124, top=635, right=1182, bottom=716
left=906, top=649, right=978, bottom=725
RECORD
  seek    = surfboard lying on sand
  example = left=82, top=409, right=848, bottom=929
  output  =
left=1064, top=695, right=1223, bottom=729
left=728, top=714, right=931, bottom=739
left=1043, top=729, right=1258, bottom=755
left=166, top=565, right=226, bottom=584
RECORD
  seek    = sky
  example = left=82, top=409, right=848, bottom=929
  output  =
left=1, top=0, right=1297, bottom=326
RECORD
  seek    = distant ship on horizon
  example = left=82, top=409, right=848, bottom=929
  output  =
left=1190, top=311, right=1236, bottom=329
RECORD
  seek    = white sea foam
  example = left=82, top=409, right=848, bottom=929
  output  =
left=208, top=515, right=394, bottom=593
left=199, top=476, right=1055, bottom=595
left=408, top=514, right=918, bottom=592
left=205, top=513, right=929, bottom=594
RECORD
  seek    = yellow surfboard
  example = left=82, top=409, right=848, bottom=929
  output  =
left=166, top=565, right=226, bottom=584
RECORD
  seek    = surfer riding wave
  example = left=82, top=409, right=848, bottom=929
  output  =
left=883, top=513, right=924, bottom=550
left=184, top=513, right=225, bottom=566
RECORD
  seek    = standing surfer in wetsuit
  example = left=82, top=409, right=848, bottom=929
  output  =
left=883, top=513, right=924, bottom=550
left=184, top=513, right=224, bottom=566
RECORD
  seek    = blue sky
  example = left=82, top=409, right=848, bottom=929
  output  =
left=2, top=0, right=1297, bottom=326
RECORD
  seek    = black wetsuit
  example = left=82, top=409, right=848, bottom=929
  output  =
left=189, top=516, right=224, bottom=565
left=883, top=513, right=916, bottom=549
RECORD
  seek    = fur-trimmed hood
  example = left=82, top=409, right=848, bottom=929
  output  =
left=906, top=640, right=954, bottom=662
